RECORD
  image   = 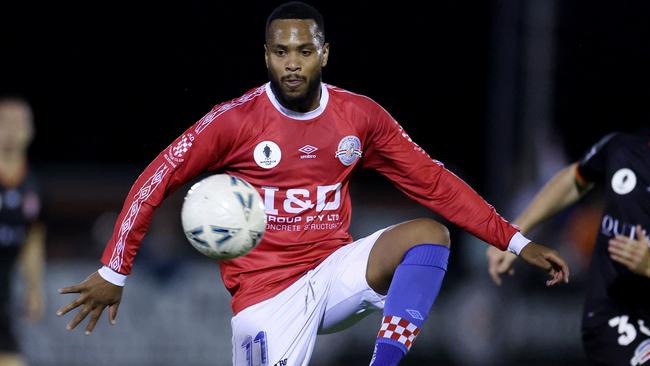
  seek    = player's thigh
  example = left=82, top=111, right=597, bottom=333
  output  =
left=319, top=228, right=388, bottom=334
left=582, top=314, right=650, bottom=366
left=366, top=218, right=450, bottom=294
left=231, top=271, right=328, bottom=366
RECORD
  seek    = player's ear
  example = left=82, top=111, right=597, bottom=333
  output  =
left=321, top=42, right=330, bottom=67
left=264, top=44, right=269, bottom=69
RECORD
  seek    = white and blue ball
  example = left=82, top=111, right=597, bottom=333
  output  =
left=181, top=174, right=265, bottom=259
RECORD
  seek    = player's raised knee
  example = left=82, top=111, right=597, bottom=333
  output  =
left=411, top=218, right=450, bottom=247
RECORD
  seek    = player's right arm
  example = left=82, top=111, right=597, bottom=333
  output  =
left=486, top=133, right=617, bottom=284
left=57, top=104, right=240, bottom=334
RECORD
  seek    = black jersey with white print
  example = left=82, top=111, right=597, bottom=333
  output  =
left=577, top=131, right=650, bottom=326
left=0, top=172, right=40, bottom=306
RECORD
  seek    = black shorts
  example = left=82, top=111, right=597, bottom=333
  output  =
left=582, top=313, right=650, bottom=366
left=0, top=306, right=18, bottom=353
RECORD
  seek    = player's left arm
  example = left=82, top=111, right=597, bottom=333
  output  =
left=487, top=162, right=591, bottom=284
left=18, top=222, right=46, bottom=321
left=608, top=225, right=650, bottom=278
left=361, top=103, right=568, bottom=285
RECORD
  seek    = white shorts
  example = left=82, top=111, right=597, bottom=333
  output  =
left=231, top=228, right=388, bottom=366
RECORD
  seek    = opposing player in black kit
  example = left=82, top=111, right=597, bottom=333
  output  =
left=487, top=130, right=650, bottom=365
left=0, top=97, right=45, bottom=366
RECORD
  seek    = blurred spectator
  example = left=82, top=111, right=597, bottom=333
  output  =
left=0, top=97, right=46, bottom=366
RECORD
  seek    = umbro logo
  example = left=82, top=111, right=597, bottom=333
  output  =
left=299, top=145, right=318, bottom=159
left=299, top=145, right=318, bottom=154
left=405, top=309, right=424, bottom=320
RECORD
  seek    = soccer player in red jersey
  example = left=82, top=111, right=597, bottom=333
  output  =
left=58, top=2, right=569, bottom=365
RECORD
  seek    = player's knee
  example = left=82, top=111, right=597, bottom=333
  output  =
left=411, top=218, right=450, bottom=247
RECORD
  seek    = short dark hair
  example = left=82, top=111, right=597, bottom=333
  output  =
left=0, top=93, right=31, bottom=111
left=0, top=92, right=29, bottom=104
left=266, top=2, right=325, bottom=44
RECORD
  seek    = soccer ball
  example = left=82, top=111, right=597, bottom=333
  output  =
left=181, top=174, right=266, bottom=259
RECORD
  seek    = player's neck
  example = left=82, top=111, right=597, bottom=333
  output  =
left=270, top=82, right=322, bottom=113
left=291, top=88, right=321, bottom=113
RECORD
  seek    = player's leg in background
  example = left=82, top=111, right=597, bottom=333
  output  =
left=0, top=353, right=26, bottom=366
left=0, top=315, right=26, bottom=366
left=366, top=218, right=451, bottom=366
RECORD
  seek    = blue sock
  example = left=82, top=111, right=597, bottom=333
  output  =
left=369, top=244, right=449, bottom=366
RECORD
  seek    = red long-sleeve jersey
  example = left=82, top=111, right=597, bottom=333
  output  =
left=101, top=83, right=518, bottom=314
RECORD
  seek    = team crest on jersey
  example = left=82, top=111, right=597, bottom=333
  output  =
left=167, top=133, right=195, bottom=164
left=631, top=339, right=650, bottom=365
left=335, top=135, right=362, bottom=166
left=611, top=168, right=636, bottom=195
left=254, top=140, right=282, bottom=169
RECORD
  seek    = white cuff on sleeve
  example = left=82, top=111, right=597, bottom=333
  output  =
left=98, top=266, right=127, bottom=287
left=507, top=232, right=531, bottom=255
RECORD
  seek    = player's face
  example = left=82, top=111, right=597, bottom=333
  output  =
left=265, top=19, right=329, bottom=112
left=0, top=102, right=33, bottom=152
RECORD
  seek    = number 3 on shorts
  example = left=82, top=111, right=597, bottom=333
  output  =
left=609, top=315, right=637, bottom=346
left=241, top=331, right=269, bottom=366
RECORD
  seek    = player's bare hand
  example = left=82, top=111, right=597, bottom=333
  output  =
left=608, top=225, right=650, bottom=278
left=519, top=242, right=570, bottom=286
left=57, top=271, right=123, bottom=335
left=486, top=246, right=517, bottom=285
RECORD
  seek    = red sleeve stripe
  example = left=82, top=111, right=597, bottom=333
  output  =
left=108, top=163, right=170, bottom=272
left=194, top=85, right=265, bottom=135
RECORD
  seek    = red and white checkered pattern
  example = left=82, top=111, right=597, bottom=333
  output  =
left=172, top=135, right=192, bottom=157
left=377, top=315, right=421, bottom=351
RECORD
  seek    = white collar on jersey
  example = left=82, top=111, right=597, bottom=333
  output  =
left=265, top=82, right=329, bottom=120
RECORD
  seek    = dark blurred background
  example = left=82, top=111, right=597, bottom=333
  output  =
left=2, top=0, right=649, bottom=365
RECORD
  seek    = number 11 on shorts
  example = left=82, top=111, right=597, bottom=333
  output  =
left=241, top=331, right=268, bottom=366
